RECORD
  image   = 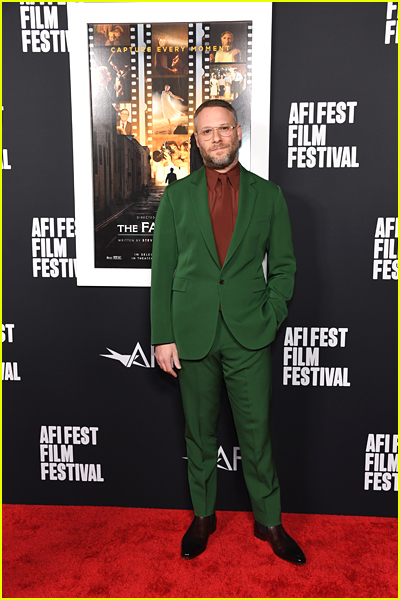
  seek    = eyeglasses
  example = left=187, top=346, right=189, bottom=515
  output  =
left=198, top=125, right=237, bottom=140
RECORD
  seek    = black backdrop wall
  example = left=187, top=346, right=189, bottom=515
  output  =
left=3, top=2, right=398, bottom=518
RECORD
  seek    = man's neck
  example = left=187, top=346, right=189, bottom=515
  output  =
left=214, top=156, right=239, bottom=174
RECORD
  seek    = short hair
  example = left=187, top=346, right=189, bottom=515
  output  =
left=221, top=31, right=234, bottom=39
left=194, top=99, right=238, bottom=131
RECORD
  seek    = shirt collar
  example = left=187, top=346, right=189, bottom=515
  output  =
left=205, top=161, right=240, bottom=191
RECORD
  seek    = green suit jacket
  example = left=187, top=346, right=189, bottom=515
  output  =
left=151, top=164, right=296, bottom=360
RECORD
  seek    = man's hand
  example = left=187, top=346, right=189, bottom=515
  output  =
left=155, top=343, right=181, bottom=378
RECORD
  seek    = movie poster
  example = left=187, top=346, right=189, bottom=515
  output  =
left=88, top=20, right=252, bottom=269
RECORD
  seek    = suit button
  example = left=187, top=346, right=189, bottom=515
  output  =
left=219, top=279, right=225, bottom=285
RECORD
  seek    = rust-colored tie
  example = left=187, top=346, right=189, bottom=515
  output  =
left=212, top=172, right=234, bottom=267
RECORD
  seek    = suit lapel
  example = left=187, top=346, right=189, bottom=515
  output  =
left=190, top=164, right=258, bottom=269
left=190, top=167, right=220, bottom=266
left=223, top=165, right=257, bottom=268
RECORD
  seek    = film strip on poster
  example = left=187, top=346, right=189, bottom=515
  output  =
left=68, top=4, right=272, bottom=286
left=88, top=21, right=252, bottom=269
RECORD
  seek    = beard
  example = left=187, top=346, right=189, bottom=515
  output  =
left=198, top=135, right=240, bottom=170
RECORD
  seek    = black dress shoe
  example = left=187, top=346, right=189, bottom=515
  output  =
left=254, top=521, right=306, bottom=565
left=181, top=514, right=217, bottom=559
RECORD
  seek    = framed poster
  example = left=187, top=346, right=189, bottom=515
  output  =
left=68, top=2, right=272, bottom=286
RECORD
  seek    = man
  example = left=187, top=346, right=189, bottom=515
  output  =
left=117, top=108, right=132, bottom=135
left=151, top=99, right=305, bottom=565
left=214, top=31, right=241, bottom=63
left=232, top=68, right=244, bottom=99
left=165, top=167, right=177, bottom=185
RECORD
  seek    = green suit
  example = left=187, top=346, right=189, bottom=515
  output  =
left=151, top=164, right=296, bottom=526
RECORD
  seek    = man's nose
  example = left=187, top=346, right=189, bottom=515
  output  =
left=211, top=127, right=222, bottom=142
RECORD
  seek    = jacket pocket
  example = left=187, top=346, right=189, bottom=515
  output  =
left=172, top=277, right=188, bottom=292
left=251, top=277, right=267, bottom=293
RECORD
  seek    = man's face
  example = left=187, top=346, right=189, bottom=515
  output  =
left=120, top=110, right=129, bottom=122
left=195, top=107, right=242, bottom=171
left=221, top=32, right=234, bottom=47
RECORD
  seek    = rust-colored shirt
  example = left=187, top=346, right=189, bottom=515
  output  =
left=205, top=162, right=240, bottom=267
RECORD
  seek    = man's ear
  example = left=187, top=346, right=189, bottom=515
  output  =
left=194, top=132, right=200, bottom=148
left=236, top=124, right=242, bottom=142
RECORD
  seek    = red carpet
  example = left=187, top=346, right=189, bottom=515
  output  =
left=2, top=505, right=397, bottom=598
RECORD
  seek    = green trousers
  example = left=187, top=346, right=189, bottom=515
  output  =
left=178, top=311, right=281, bottom=527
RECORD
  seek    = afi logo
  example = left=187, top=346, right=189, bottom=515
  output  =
left=183, top=446, right=242, bottom=471
left=100, top=343, right=155, bottom=368
left=217, top=445, right=242, bottom=471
